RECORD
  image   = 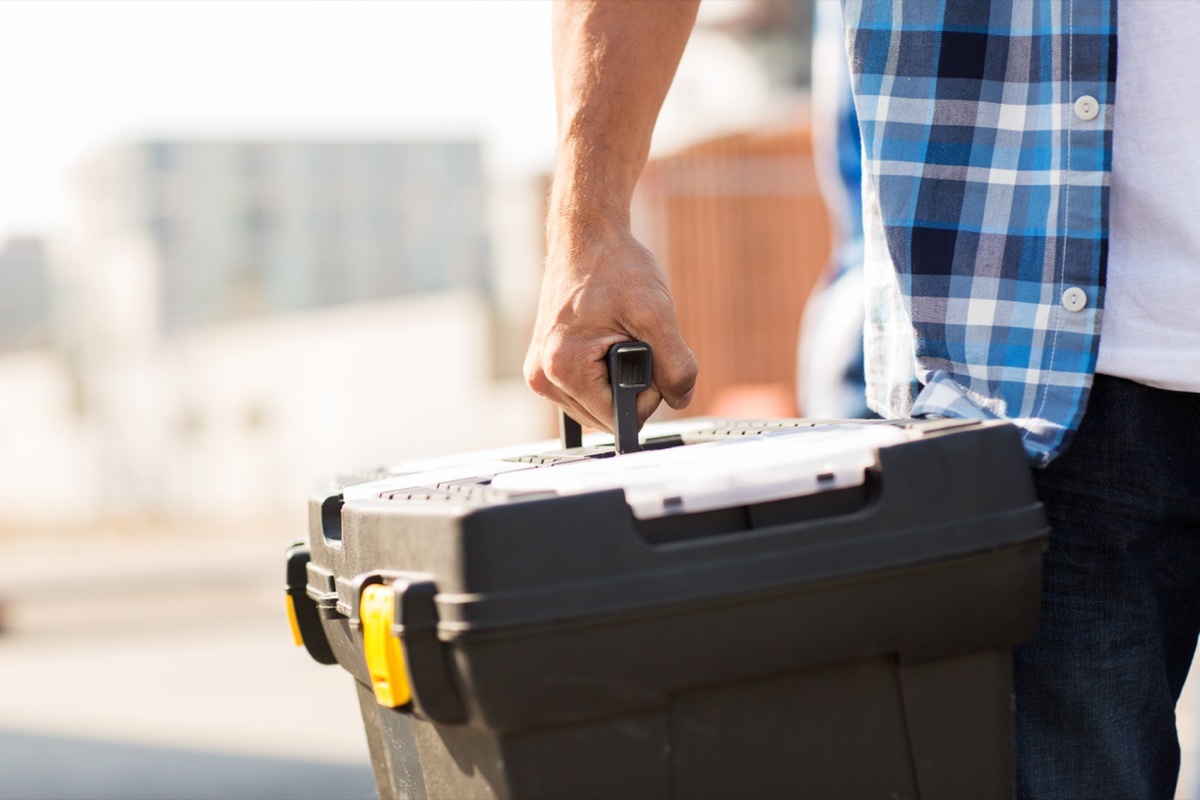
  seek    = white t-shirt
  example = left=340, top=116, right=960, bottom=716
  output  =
left=1095, top=0, right=1200, bottom=392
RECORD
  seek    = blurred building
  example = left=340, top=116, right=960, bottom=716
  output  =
left=634, top=116, right=831, bottom=419
left=72, top=140, right=491, bottom=335
left=629, top=2, right=829, bottom=418
left=0, top=237, right=52, bottom=352
left=699, top=0, right=815, bottom=90
left=0, top=138, right=547, bottom=530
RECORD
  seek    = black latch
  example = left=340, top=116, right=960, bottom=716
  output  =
left=285, top=540, right=337, bottom=666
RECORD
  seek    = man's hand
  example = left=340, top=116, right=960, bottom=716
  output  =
left=525, top=0, right=701, bottom=433
left=524, top=215, right=697, bottom=433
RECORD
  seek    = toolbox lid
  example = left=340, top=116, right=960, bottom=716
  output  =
left=337, top=421, right=910, bottom=519
left=490, top=423, right=908, bottom=518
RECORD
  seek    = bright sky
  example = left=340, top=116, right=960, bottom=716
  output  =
left=0, top=0, right=559, bottom=242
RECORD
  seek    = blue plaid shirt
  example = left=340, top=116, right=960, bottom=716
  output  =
left=841, top=0, right=1116, bottom=466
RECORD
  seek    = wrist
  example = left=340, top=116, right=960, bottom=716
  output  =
left=546, top=182, right=631, bottom=255
left=548, top=129, right=644, bottom=222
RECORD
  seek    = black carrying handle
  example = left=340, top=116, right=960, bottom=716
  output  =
left=560, top=341, right=653, bottom=454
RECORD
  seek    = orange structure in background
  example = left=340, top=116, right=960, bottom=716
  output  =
left=634, top=116, right=832, bottom=419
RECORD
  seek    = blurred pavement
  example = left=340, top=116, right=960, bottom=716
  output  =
left=0, top=521, right=375, bottom=800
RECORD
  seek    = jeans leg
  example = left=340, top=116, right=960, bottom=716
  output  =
left=1015, top=376, right=1200, bottom=800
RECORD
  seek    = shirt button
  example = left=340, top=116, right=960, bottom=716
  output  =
left=1061, top=286, right=1088, bottom=312
left=1074, top=95, right=1099, bottom=121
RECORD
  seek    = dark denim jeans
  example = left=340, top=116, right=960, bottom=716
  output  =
left=1015, top=375, right=1200, bottom=800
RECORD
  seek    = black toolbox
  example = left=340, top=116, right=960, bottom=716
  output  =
left=288, top=411, right=1048, bottom=800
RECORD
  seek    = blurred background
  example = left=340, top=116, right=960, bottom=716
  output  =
left=0, top=2, right=1196, bottom=799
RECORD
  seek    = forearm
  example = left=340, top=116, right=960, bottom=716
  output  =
left=550, top=0, right=700, bottom=232
left=526, top=0, right=700, bottom=430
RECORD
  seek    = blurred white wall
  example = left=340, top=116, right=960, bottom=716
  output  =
left=0, top=351, right=102, bottom=526
left=156, top=291, right=546, bottom=525
left=0, top=291, right=547, bottom=530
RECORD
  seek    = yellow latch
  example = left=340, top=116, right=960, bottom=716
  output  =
left=285, top=594, right=305, bottom=647
left=361, top=583, right=412, bottom=708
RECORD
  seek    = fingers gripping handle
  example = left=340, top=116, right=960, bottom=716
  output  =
left=559, top=341, right=653, bottom=454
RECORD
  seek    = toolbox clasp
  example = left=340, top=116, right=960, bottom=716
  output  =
left=353, top=573, right=468, bottom=724
left=361, top=583, right=412, bottom=708
left=285, top=541, right=337, bottom=665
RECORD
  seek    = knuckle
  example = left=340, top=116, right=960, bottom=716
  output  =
left=525, top=368, right=553, bottom=397
left=540, top=330, right=584, bottom=387
left=522, top=351, right=553, bottom=396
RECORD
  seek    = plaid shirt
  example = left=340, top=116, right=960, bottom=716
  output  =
left=841, top=0, right=1116, bottom=466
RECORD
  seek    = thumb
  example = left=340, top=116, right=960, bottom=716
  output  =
left=647, top=327, right=698, bottom=412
